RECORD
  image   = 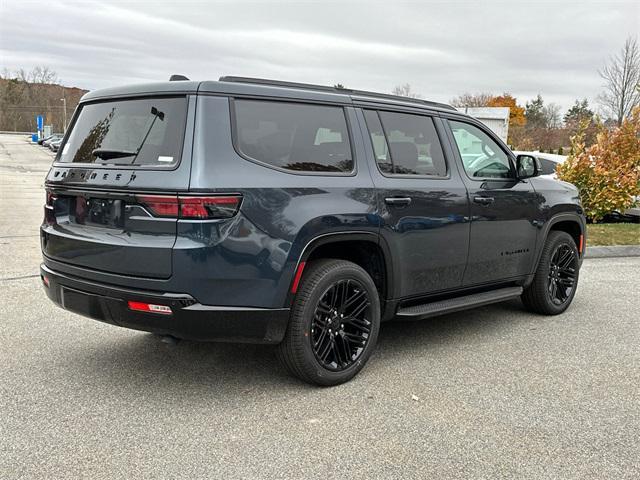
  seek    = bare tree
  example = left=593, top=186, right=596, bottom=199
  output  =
left=598, top=36, right=640, bottom=126
left=392, top=84, right=422, bottom=99
left=543, top=103, right=562, bottom=129
left=450, top=92, right=493, bottom=108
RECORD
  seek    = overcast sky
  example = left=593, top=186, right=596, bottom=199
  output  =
left=1, top=0, right=638, bottom=112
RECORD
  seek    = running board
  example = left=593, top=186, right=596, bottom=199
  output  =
left=395, top=286, right=523, bottom=320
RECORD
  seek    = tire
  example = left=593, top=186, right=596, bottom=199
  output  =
left=277, top=259, right=381, bottom=386
left=522, top=231, right=580, bottom=315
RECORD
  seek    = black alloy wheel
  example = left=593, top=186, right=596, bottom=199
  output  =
left=277, top=259, right=381, bottom=386
left=547, top=243, right=578, bottom=305
left=522, top=230, right=580, bottom=315
left=311, top=279, right=372, bottom=371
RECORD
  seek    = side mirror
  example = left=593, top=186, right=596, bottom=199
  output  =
left=516, top=154, right=539, bottom=179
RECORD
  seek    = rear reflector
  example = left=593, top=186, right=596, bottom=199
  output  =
left=127, top=301, right=172, bottom=315
left=579, top=234, right=584, bottom=254
left=136, top=194, right=241, bottom=219
left=291, top=261, right=306, bottom=294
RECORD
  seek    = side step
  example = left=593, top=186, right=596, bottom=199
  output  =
left=395, top=286, right=523, bottom=320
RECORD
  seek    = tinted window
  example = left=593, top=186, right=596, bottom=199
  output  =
left=449, top=120, right=513, bottom=179
left=374, top=111, right=447, bottom=176
left=234, top=100, right=353, bottom=173
left=539, top=158, right=558, bottom=175
left=58, top=97, right=187, bottom=166
left=363, top=110, right=392, bottom=173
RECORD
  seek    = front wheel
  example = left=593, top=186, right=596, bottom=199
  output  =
left=277, top=259, right=381, bottom=386
left=522, top=231, right=580, bottom=315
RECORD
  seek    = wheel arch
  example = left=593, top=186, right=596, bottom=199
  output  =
left=533, top=214, right=585, bottom=273
left=287, top=232, right=395, bottom=307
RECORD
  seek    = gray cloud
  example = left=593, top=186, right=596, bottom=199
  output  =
left=1, top=0, right=638, bottom=111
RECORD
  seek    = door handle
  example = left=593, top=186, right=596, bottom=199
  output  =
left=473, top=196, right=495, bottom=205
left=384, top=197, right=412, bottom=206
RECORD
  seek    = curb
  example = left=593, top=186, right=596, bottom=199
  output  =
left=585, top=245, right=640, bottom=258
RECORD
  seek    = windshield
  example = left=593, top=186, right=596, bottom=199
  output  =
left=57, top=96, right=187, bottom=166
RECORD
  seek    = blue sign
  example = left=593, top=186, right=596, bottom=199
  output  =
left=36, top=115, right=43, bottom=131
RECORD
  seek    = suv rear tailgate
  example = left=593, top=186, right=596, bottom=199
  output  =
left=41, top=94, right=195, bottom=279
left=42, top=187, right=178, bottom=278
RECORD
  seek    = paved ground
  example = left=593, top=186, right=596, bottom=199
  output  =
left=1, top=134, right=639, bottom=479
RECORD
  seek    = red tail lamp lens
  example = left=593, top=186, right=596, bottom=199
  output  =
left=136, top=195, right=241, bottom=219
left=45, top=190, right=57, bottom=207
left=127, top=301, right=172, bottom=315
left=136, top=195, right=179, bottom=217
left=179, top=196, right=241, bottom=219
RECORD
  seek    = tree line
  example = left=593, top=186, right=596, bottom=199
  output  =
left=0, top=67, right=87, bottom=133
left=392, top=36, right=640, bottom=154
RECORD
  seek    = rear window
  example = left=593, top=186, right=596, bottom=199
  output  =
left=57, top=97, right=187, bottom=166
left=232, top=99, right=353, bottom=173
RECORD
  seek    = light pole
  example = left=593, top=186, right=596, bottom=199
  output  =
left=60, top=97, right=67, bottom=133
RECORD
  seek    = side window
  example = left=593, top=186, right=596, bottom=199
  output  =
left=539, top=158, right=558, bottom=175
left=363, top=110, right=447, bottom=176
left=363, top=110, right=392, bottom=173
left=449, top=120, right=514, bottom=179
left=233, top=100, right=353, bottom=173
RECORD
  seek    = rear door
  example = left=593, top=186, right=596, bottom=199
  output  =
left=444, top=118, right=540, bottom=285
left=41, top=95, right=193, bottom=279
left=358, top=108, right=470, bottom=298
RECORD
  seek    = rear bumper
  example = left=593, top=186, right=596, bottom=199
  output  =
left=40, top=264, right=289, bottom=344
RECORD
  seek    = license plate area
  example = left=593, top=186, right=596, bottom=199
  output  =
left=74, top=196, right=125, bottom=228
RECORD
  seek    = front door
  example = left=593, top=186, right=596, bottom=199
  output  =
left=445, top=118, right=540, bottom=286
left=359, top=108, right=470, bottom=298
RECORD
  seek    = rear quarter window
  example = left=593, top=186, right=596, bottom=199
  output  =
left=232, top=99, right=354, bottom=174
left=57, top=96, right=187, bottom=167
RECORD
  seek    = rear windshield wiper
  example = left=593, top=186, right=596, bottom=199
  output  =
left=92, top=148, right=137, bottom=160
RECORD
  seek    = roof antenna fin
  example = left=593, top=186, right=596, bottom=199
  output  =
left=169, top=74, right=189, bottom=81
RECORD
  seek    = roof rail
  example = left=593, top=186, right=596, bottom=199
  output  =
left=218, top=76, right=456, bottom=111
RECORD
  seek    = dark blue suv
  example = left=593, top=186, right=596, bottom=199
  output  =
left=41, top=76, right=585, bottom=385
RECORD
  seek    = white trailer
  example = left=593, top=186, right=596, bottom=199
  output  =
left=456, top=107, right=510, bottom=143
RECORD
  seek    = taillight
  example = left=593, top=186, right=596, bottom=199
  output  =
left=45, top=189, right=56, bottom=208
left=179, top=196, right=241, bottom=219
left=44, top=189, right=57, bottom=224
left=136, top=194, right=242, bottom=219
left=136, top=195, right=179, bottom=217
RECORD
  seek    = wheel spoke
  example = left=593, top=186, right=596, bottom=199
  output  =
left=332, top=337, right=344, bottom=366
left=344, top=316, right=371, bottom=333
left=317, top=335, right=333, bottom=362
left=558, top=250, right=575, bottom=269
left=558, top=278, right=574, bottom=287
left=348, top=296, right=370, bottom=318
left=313, top=325, right=329, bottom=348
left=339, top=335, right=352, bottom=363
left=328, top=285, right=339, bottom=309
left=339, top=280, right=349, bottom=309
left=316, top=301, right=331, bottom=315
left=343, top=289, right=366, bottom=310
left=343, top=331, right=367, bottom=345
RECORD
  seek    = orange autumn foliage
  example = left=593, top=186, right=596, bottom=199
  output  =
left=557, top=108, right=640, bottom=222
left=487, top=94, right=526, bottom=127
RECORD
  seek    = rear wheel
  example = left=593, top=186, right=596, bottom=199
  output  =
left=277, top=259, right=380, bottom=386
left=522, top=231, right=580, bottom=315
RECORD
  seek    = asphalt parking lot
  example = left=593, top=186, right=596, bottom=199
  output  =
left=1, top=133, right=639, bottom=479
